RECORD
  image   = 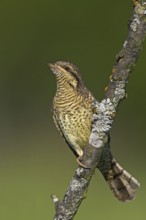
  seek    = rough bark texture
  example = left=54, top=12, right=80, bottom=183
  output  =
left=52, top=1, right=146, bottom=219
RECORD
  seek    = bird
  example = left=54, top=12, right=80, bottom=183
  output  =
left=49, top=61, right=140, bottom=202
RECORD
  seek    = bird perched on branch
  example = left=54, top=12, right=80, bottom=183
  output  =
left=49, top=61, right=140, bottom=202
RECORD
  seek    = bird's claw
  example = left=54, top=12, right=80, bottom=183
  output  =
left=76, top=156, right=90, bottom=169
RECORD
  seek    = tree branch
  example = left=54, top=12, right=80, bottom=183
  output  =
left=52, top=1, right=146, bottom=219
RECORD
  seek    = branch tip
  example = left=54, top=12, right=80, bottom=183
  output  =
left=51, top=194, right=59, bottom=204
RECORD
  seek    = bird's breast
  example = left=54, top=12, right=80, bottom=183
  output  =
left=54, top=103, right=93, bottom=150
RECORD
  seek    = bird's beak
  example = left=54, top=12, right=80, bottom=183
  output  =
left=48, top=63, right=55, bottom=69
left=48, top=63, right=58, bottom=73
left=48, top=63, right=62, bottom=76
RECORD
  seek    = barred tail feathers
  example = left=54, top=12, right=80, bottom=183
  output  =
left=106, top=159, right=140, bottom=202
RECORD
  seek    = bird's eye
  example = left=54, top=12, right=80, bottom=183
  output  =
left=64, top=66, right=70, bottom=71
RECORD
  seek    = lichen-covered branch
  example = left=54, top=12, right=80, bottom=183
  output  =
left=52, top=1, right=146, bottom=220
left=105, top=1, right=146, bottom=104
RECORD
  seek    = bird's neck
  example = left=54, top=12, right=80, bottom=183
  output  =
left=55, top=82, right=79, bottom=103
left=54, top=78, right=89, bottom=111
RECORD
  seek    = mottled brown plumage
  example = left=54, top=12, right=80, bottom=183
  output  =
left=49, top=61, right=140, bottom=202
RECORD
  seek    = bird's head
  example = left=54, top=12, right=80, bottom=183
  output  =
left=49, top=61, right=83, bottom=90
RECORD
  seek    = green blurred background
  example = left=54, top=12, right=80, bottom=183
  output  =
left=0, top=0, right=145, bottom=219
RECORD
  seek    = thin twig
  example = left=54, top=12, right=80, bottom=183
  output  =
left=52, top=1, right=146, bottom=219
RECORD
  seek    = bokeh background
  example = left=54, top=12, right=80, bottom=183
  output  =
left=0, top=1, right=145, bottom=219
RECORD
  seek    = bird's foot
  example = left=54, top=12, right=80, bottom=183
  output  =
left=76, top=156, right=90, bottom=169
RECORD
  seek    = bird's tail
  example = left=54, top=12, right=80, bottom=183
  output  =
left=97, top=145, right=140, bottom=202
left=106, top=159, right=140, bottom=201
